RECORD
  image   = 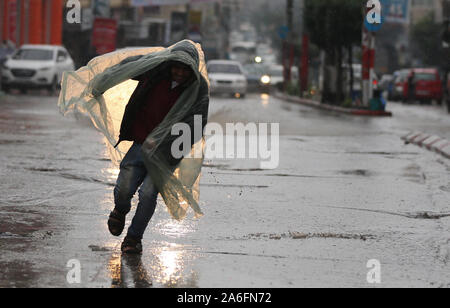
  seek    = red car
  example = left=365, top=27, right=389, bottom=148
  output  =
left=404, top=68, right=443, bottom=104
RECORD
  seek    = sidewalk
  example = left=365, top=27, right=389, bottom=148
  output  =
left=275, top=92, right=393, bottom=117
left=402, top=131, right=450, bottom=160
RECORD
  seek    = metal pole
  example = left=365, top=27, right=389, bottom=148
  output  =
left=0, top=0, right=4, bottom=44
left=45, top=0, right=52, bottom=44
left=23, top=0, right=29, bottom=44
left=284, top=0, right=293, bottom=91
left=362, top=5, right=375, bottom=107
left=185, top=3, right=191, bottom=40
left=0, top=0, right=4, bottom=93
left=16, top=0, right=21, bottom=47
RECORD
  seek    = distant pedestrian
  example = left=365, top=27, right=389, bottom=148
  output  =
left=407, top=71, right=416, bottom=103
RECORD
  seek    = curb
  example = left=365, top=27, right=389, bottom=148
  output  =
left=401, top=132, right=450, bottom=159
left=275, top=92, right=393, bottom=117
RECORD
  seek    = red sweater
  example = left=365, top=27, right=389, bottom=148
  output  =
left=131, top=78, right=184, bottom=144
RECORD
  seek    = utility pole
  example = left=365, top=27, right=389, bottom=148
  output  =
left=0, top=0, right=4, bottom=44
left=299, top=0, right=308, bottom=97
left=184, top=2, right=191, bottom=40
left=16, top=0, right=22, bottom=47
left=443, top=0, right=450, bottom=112
left=283, top=0, right=294, bottom=91
left=0, top=0, right=4, bottom=93
left=362, top=5, right=375, bottom=107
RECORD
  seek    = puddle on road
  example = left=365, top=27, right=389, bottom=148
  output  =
left=439, top=184, right=450, bottom=193
left=346, top=151, right=419, bottom=156
left=319, top=205, right=450, bottom=220
left=108, top=252, right=153, bottom=288
left=201, top=250, right=286, bottom=259
left=89, top=245, right=111, bottom=252
left=0, top=207, right=47, bottom=236
left=402, top=163, right=426, bottom=184
left=0, top=139, right=26, bottom=145
left=201, top=183, right=269, bottom=189
left=203, top=164, right=265, bottom=172
left=25, top=167, right=71, bottom=173
left=0, top=260, right=38, bottom=288
left=404, top=212, right=450, bottom=219
left=339, top=169, right=372, bottom=177
left=289, top=137, right=308, bottom=142
left=235, top=232, right=375, bottom=241
left=24, top=167, right=115, bottom=187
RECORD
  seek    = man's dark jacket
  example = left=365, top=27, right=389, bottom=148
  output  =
left=115, top=51, right=209, bottom=166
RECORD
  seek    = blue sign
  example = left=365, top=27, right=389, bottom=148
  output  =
left=365, top=0, right=384, bottom=32
left=278, top=26, right=289, bottom=40
left=364, top=0, right=410, bottom=32
left=383, top=0, right=410, bottom=24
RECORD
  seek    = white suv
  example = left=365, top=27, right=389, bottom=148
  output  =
left=1, top=44, right=75, bottom=93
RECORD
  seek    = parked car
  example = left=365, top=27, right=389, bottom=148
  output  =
left=207, top=60, right=247, bottom=98
left=379, top=74, right=393, bottom=92
left=343, top=64, right=378, bottom=100
left=389, top=69, right=410, bottom=101
left=1, top=44, right=75, bottom=93
left=446, top=71, right=450, bottom=112
left=243, top=63, right=270, bottom=92
left=266, top=64, right=299, bottom=89
left=404, top=68, right=443, bottom=104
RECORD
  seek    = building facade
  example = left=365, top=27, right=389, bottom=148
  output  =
left=1, top=0, right=63, bottom=46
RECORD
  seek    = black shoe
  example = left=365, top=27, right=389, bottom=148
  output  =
left=108, top=209, right=126, bottom=237
left=121, top=235, right=143, bottom=254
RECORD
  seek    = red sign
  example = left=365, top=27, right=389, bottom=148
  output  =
left=7, top=0, right=17, bottom=44
left=91, top=17, right=117, bottom=55
left=300, top=34, right=309, bottom=92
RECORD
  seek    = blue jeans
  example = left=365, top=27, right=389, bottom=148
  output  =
left=114, top=143, right=159, bottom=240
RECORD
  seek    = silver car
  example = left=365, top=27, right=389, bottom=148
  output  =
left=1, top=44, right=75, bottom=94
left=207, top=60, right=248, bottom=98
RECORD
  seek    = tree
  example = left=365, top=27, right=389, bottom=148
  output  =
left=411, top=13, right=442, bottom=67
left=304, top=0, right=362, bottom=104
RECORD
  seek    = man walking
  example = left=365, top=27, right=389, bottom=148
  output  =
left=106, top=43, right=210, bottom=254
left=58, top=40, right=210, bottom=254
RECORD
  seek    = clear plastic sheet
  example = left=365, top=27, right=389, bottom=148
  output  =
left=58, top=40, right=209, bottom=220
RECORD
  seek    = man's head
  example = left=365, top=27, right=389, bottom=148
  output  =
left=170, top=61, right=193, bottom=85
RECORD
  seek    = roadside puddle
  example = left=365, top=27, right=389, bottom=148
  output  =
left=220, top=232, right=376, bottom=241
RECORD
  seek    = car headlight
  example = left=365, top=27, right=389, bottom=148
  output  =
left=261, top=75, right=271, bottom=85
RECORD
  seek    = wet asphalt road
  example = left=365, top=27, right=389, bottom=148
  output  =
left=0, top=90, right=449, bottom=288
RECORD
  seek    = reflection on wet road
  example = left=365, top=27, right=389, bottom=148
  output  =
left=1, top=92, right=450, bottom=287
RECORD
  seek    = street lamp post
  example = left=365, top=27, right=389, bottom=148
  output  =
left=443, top=0, right=450, bottom=112
left=283, top=0, right=294, bottom=92
left=0, top=0, right=4, bottom=93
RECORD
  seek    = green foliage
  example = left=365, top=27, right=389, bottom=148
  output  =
left=286, top=81, right=301, bottom=96
left=304, top=0, right=363, bottom=104
left=305, top=0, right=362, bottom=51
left=341, top=98, right=353, bottom=108
left=411, top=13, right=443, bottom=67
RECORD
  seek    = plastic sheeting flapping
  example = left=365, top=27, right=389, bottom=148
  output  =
left=58, top=40, right=210, bottom=220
